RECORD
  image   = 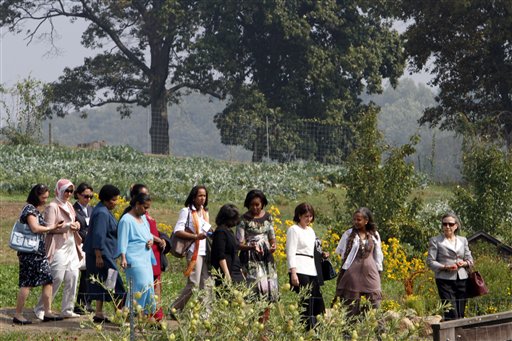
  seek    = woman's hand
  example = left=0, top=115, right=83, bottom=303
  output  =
left=120, top=255, right=127, bottom=269
left=269, top=243, right=277, bottom=254
left=322, top=251, right=330, bottom=259
left=53, top=221, right=65, bottom=230
left=456, top=260, right=468, bottom=268
left=146, top=239, right=154, bottom=249
left=69, top=222, right=80, bottom=231
left=290, top=272, right=300, bottom=287
left=444, top=264, right=458, bottom=271
left=158, top=238, right=166, bottom=250
left=96, top=255, right=104, bottom=268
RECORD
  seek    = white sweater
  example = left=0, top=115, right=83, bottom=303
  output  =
left=286, top=224, right=317, bottom=276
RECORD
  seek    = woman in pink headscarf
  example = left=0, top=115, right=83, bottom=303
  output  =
left=34, top=179, right=83, bottom=319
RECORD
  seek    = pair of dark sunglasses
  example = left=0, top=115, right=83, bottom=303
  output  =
left=65, top=189, right=74, bottom=193
left=442, top=222, right=456, bottom=227
left=80, top=194, right=93, bottom=199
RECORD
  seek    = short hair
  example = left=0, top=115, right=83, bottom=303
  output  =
left=215, top=204, right=241, bottom=228
left=441, top=212, right=462, bottom=234
left=129, top=183, right=148, bottom=199
left=74, top=182, right=93, bottom=200
left=293, top=203, right=315, bottom=223
left=27, top=184, right=49, bottom=206
left=243, top=189, right=268, bottom=209
left=184, top=185, right=208, bottom=209
left=98, top=184, right=121, bottom=202
left=129, top=193, right=151, bottom=207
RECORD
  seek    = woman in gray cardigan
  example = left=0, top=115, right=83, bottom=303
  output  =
left=427, top=212, right=474, bottom=321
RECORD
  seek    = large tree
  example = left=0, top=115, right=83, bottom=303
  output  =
left=196, top=0, right=405, bottom=162
left=396, top=0, right=512, bottom=147
left=1, top=0, right=219, bottom=154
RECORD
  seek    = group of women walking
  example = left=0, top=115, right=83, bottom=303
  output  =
left=13, top=181, right=474, bottom=327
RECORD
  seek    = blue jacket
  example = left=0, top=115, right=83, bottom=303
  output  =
left=83, top=202, right=118, bottom=260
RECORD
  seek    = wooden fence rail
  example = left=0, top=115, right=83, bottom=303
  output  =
left=432, top=311, right=512, bottom=341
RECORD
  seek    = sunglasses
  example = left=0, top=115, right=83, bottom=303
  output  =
left=442, top=222, right=456, bottom=227
left=65, top=188, right=74, bottom=193
left=81, top=194, right=93, bottom=199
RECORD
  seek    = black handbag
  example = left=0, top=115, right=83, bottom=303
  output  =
left=321, top=259, right=337, bottom=281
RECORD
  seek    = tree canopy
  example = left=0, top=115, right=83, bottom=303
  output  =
left=1, top=0, right=219, bottom=154
left=196, top=0, right=405, bottom=162
left=397, top=0, right=512, bottom=147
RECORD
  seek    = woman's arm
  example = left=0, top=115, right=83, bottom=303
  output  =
left=286, top=227, right=300, bottom=287
left=458, top=237, right=474, bottom=268
left=219, top=259, right=231, bottom=282
left=373, top=232, right=384, bottom=271
left=26, top=214, right=63, bottom=234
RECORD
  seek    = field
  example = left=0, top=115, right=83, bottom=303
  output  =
left=1, top=144, right=511, bottom=340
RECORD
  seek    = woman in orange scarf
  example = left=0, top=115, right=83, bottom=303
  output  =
left=170, top=185, right=211, bottom=315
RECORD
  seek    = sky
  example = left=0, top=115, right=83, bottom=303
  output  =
left=0, top=17, right=433, bottom=90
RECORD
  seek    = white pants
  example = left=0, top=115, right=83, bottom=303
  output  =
left=171, top=254, right=211, bottom=311
left=35, top=266, right=79, bottom=315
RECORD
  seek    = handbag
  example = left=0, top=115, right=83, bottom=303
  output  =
left=467, top=268, right=489, bottom=298
left=169, top=214, right=194, bottom=258
left=9, top=220, right=42, bottom=253
left=321, top=259, right=337, bottom=281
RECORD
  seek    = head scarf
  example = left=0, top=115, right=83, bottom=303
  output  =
left=55, top=178, right=74, bottom=214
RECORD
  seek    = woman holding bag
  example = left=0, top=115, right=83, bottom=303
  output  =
left=427, top=212, right=474, bottom=321
left=169, top=185, right=211, bottom=314
left=13, top=184, right=64, bottom=325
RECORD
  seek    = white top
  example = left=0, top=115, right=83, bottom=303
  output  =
left=174, top=205, right=211, bottom=256
left=286, top=224, right=317, bottom=276
left=335, top=228, right=384, bottom=271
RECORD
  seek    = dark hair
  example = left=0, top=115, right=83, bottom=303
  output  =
left=27, top=184, right=49, bottom=206
left=293, top=203, right=315, bottom=223
left=184, top=185, right=208, bottom=209
left=98, top=184, right=121, bottom=202
left=130, top=193, right=151, bottom=208
left=342, top=207, right=379, bottom=265
left=129, top=183, right=148, bottom=199
left=243, top=189, right=268, bottom=209
left=215, top=204, right=241, bottom=227
left=441, top=212, right=462, bottom=234
left=74, top=182, right=93, bottom=200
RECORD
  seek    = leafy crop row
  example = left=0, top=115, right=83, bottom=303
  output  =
left=0, top=144, right=347, bottom=202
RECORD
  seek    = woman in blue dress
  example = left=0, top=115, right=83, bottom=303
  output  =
left=118, top=193, right=156, bottom=315
left=83, top=184, right=125, bottom=323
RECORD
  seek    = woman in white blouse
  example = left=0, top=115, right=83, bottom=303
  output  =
left=286, top=203, right=326, bottom=330
left=334, top=207, right=383, bottom=315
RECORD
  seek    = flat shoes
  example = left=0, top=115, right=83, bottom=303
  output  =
left=43, top=315, right=64, bottom=322
left=93, top=315, right=111, bottom=323
left=13, top=317, right=32, bottom=325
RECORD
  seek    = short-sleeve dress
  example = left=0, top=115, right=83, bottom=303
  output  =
left=17, top=204, right=53, bottom=288
left=237, top=212, right=278, bottom=302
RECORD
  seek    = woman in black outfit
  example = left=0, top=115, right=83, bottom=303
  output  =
left=211, top=204, right=245, bottom=285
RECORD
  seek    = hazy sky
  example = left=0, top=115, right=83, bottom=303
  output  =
left=1, top=17, right=433, bottom=89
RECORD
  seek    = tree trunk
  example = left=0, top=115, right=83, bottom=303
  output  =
left=149, top=90, right=170, bottom=154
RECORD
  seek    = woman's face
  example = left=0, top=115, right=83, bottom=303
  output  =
left=104, top=195, right=119, bottom=211
left=249, top=197, right=263, bottom=216
left=442, top=216, right=458, bottom=237
left=298, top=212, right=314, bottom=227
left=77, top=189, right=93, bottom=206
left=134, top=201, right=151, bottom=217
left=193, top=188, right=207, bottom=208
left=63, top=186, right=74, bottom=202
left=38, top=191, right=50, bottom=206
left=353, top=212, right=368, bottom=231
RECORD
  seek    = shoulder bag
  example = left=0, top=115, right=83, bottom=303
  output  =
left=467, top=267, right=489, bottom=298
left=9, top=220, right=42, bottom=253
left=169, top=213, right=194, bottom=258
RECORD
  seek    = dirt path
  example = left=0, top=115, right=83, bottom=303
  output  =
left=0, top=307, right=177, bottom=337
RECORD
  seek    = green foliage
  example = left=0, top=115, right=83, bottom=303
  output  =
left=202, top=0, right=405, bottom=162
left=342, top=106, right=423, bottom=243
left=398, top=0, right=512, bottom=146
left=0, top=144, right=346, bottom=203
left=451, top=140, right=512, bottom=244
left=0, top=77, right=50, bottom=145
